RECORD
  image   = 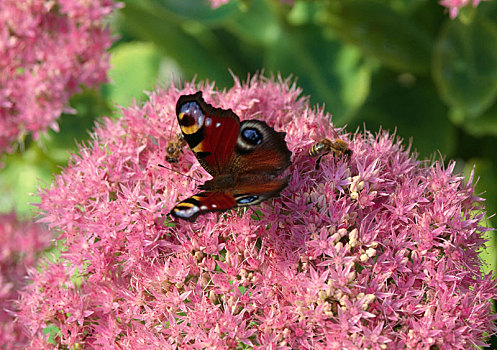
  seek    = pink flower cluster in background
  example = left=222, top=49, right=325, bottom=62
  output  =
left=0, top=213, right=52, bottom=349
left=209, top=0, right=231, bottom=9
left=17, top=76, right=496, bottom=348
left=440, top=0, right=482, bottom=18
left=0, top=0, right=120, bottom=153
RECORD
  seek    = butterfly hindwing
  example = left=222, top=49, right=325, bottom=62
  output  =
left=233, top=120, right=291, bottom=175
left=170, top=177, right=288, bottom=221
left=171, top=191, right=237, bottom=221
left=231, top=176, right=290, bottom=207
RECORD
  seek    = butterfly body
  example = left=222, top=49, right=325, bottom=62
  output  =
left=170, top=92, right=292, bottom=221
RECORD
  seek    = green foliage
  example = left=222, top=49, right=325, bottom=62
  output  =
left=327, top=0, right=433, bottom=74
left=42, top=324, right=60, bottom=345
left=434, top=15, right=497, bottom=120
left=0, top=90, right=110, bottom=216
left=103, top=42, right=163, bottom=106
left=349, top=70, right=455, bottom=156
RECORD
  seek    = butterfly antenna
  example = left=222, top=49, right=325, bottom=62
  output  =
left=158, top=164, right=200, bottom=183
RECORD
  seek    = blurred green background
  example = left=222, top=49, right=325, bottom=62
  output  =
left=1, top=0, right=497, bottom=338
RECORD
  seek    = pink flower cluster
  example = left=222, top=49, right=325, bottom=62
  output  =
left=0, top=0, right=119, bottom=153
left=209, top=0, right=231, bottom=9
left=17, top=75, right=496, bottom=348
left=0, top=213, right=52, bottom=349
left=440, top=0, right=482, bottom=18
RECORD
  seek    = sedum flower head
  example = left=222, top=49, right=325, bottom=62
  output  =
left=18, top=75, right=496, bottom=348
left=439, top=0, right=482, bottom=18
left=0, top=213, right=52, bottom=349
left=0, top=0, right=120, bottom=153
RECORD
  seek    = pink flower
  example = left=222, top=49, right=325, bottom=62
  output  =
left=0, top=213, right=52, bottom=349
left=209, top=0, right=231, bottom=9
left=0, top=0, right=120, bottom=153
left=439, top=0, right=482, bottom=18
left=17, top=75, right=497, bottom=348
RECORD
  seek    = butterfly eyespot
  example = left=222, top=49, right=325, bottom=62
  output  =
left=172, top=205, right=200, bottom=219
left=242, top=128, right=262, bottom=145
left=237, top=120, right=270, bottom=152
left=178, top=101, right=205, bottom=134
left=236, top=195, right=259, bottom=205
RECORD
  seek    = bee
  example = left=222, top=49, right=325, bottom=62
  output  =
left=309, top=138, right=352, bottom=158
left=309, top=137, right=352, bottom=169
left=165, top=134, right=187, bottom=163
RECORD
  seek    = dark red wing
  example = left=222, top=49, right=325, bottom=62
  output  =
left=170, top=191, right=237, bottom=221
left=176, top=92, right=240, bottom=176
left=233, top=120, right=292, bottom=177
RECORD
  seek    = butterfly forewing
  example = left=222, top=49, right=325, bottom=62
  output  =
left=176, top=92, right=239, bottom=175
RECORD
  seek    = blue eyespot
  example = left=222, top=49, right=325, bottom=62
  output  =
left=237, top=195, right=259, bottom=204
left=242, top=128, right=262, bottom=145
left=179, top=102, right=204, bottom=127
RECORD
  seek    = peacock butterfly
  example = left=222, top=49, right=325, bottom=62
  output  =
left=169, top=91, right=292, bottom=221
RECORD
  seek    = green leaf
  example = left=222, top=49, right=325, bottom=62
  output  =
left=47, top=90, right=110, bottom=147
left=224, top=0, right=280, bottom=46
left=147, top=0, right=241, bottom=24
left=42, top=324, right=60, bottom=345
left=327, top=0, right=432, bottom=73
left=463, top=101, right=497, bottom=137
left=265, top=24, right=371, bottom=123
left=349, top=71, right=454, bottom=157
left=387, top=0, right=428, bottom=14
left=120, top=0, right=238, bottom=87
left=465, top=158, right=497, bottom=225
left=0, top=89, right=110, bottom=217
left=0, top=145, right=58, bottom=216
left=433, top=16, right=497, bottom=118
left=479, top=0, right=497, bottom=22
left=464, top=158, right=497, bottom=277
left=105, top=42, right=162, bottom=106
